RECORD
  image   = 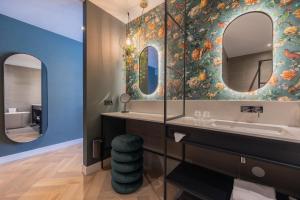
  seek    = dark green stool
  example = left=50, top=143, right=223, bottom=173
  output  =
left=112, top=158, right=143, bottom=173
left=111, top=149, right=143, bottom=163
left=112, top=168, right=143, bottom=183
left=111, top=134, right=144, bottom=194
left=111, top=134, right=144, bottom=152
left=112, top=179, right=143, bottom=194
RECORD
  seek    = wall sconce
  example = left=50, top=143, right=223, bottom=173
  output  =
left=126, top=37, right=132, bottom=46
left=125, top=12, right=132, bottom=46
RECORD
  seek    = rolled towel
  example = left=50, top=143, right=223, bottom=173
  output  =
left=231, top=179, right=276, bottom=200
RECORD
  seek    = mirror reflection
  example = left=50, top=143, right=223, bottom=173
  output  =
left=139, top=46, right=159, bottom=94
left=4, top=54, right=43, bottom=143
left=223, top=12, right=273, bottom=92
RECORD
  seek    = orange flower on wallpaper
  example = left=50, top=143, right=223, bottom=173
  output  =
left=198, top=71, right=207, bottom=81
left=134, top=64, right=139, bottom=72
left=199, top=0, right=208, bottom=10
left=218, top=22, right=225, bottom=28
left=231, top=1, right=240, bottom=9
left=215, top=37, right=223, bottom=45
left=207, top=92, right=217, bottom=99
left=280, top=0, right=293, bottom=6
left=175, top=14, right=183, bottom=24
left=278, top=96, right=291, bottom=102
left=148, top=23, right=155, bottom=31
left=158, top=27, right=165, bottom=38
left=157, top=86, right=164, bottom=97
left=217, top=3, right=226, bottom=10
left=244, top=0, right=259, bottom=5
left=192, top=48, right=204, bottom=61
left=280, top=69, right=298, bottom=81
left=215, top=82, right=225, bottom=90
left=293, top=9, right=300, bottom=19
left=268, top=75, right=278, bottom=86
left=136, top=28, right=144, bottom=39
left=204, top=40, right=213, bottom=51
left=284, top=26, right=298, bottom=35
left=213, top=57, right=222, bottom=66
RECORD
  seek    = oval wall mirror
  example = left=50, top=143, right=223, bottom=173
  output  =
left=4, top=54, right=46, bottom=143
left=223, top=12, right=273, bottom=92
left=139, top=46, right=159, bottom=95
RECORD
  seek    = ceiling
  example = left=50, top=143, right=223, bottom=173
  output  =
left=0, top=0, right=163, bottom=42
left=0, top=0, right=83, bottom=42
left=89, top=0, right=164, bottom=23
left=224, top=12, right=273, bottom=58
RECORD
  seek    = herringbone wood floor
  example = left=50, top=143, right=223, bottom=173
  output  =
left=0, top=144, right=171, bottom=200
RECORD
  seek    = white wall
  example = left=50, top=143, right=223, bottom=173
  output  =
left=0, top=0, right=83, bottom=42
left=128, top=100, right=300, bottom=127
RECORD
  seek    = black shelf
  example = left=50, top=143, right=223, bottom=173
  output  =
left=166, top=162, right=233, bottom=200
left=178, top=191, right=201, bottom=200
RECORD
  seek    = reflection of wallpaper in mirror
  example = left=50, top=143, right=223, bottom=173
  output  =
left=127, top=0, right=300, bottom=101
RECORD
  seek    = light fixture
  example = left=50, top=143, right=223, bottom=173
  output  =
left=267, top=43, right=272, bottom=47
left=125, top=12, right=132, bottom=46
left=126, top=37, right=132, bottom=46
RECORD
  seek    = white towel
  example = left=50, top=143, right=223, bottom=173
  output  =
left=231, top=179, right=276, bottom=200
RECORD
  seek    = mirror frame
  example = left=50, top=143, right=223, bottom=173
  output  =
left=2, top=53, right=48, bottom=143
left=222, top=11, right=274, bottom=93
left=138, top=46, right=159, bottom=95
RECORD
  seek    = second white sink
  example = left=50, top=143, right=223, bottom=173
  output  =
left=211, top=120, right=288, bottom=137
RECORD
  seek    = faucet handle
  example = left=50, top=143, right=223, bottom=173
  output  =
left=241, top=106, right=263, bottom=113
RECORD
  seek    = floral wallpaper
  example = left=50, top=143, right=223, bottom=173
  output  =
left=126, top=0, right=300, bottom=101
left=126, top=5, right=165, bottom=100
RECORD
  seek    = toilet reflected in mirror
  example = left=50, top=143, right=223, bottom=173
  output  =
left=4, top=54, right=45, bottom=143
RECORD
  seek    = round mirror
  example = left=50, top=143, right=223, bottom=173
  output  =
left=223, top=12, right=273, bottom=92
left=139, top=46, right=159, bottom=95
left=4, top=54, right=45, bottom=143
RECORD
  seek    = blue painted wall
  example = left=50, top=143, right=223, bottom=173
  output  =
left=0, top=14, right=83, bottom=156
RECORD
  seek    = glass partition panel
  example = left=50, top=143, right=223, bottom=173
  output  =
left=165, top=12, right=185, bottom=121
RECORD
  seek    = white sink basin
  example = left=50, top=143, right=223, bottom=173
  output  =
left=211, top=120, right=288, bottom=137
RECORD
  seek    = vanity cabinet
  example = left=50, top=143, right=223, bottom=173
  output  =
left=240, top=157, right=300, bottom=197
left=166, top=124, right=300, bottom=197
left=101, top=113, right=300, bottom=198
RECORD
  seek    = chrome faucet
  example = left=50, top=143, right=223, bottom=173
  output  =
left=241, top=106, right=263, bottom=118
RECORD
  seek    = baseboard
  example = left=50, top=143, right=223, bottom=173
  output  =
left=82, top=161, right=102, bottom=175
left=0, top=138, right=83, bottom=165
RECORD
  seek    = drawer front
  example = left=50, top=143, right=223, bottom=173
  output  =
left=186, top=145, right=240, bottom=178
left=240, top=157, right=300, bottom=198
left=167, top=125, right=300, bottom=166
left=126, top=119, right=165, bottom=152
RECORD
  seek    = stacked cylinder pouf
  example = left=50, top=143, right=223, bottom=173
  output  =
left=111, top=134, right=144, bottom=194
